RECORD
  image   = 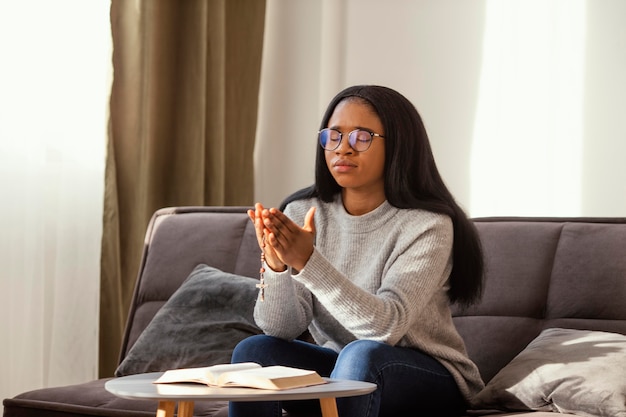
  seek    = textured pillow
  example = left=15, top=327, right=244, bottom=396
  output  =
left=472, top=328, right=626, bottom=417
left=115, top=264, right=261, bottom=376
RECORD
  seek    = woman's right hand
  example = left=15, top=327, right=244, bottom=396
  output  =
left=248, top=203, right=287, bottom=272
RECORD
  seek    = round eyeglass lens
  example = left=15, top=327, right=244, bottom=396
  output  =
left=349, top=130, right=373, bottom=151
left=319, top=129, right=341, bottom=150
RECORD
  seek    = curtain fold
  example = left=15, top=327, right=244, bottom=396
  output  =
left=101, top=0, right=265, bottom=377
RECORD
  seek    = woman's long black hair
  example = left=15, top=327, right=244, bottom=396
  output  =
left=281, top=85, right=483, bottom=307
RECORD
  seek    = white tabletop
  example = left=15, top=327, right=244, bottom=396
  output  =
left=105, top=372, right=377, bottom=402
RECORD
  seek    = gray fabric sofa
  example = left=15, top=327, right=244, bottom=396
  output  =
left=3, top=206, right=626, bottom=417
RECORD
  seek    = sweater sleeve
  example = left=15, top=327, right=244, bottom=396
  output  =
left=293, top=214, right=453, bottom=346
left=252, top=266, right=314, bottom=341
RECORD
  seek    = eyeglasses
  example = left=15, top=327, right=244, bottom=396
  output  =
left=318, top=128, right=384, bottom=152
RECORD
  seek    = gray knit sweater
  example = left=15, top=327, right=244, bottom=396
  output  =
left=253, top=196, right=484, bottom=401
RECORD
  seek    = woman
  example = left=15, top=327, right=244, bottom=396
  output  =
left=229, top=85, right=484, bottom=417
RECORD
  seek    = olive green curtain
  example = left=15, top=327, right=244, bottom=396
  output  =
left=100, top=0, right=266, bottom=377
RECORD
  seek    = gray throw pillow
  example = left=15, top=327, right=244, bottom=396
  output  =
left=115, top=264, right=261, bottom=376
left=472, top=328, right=626, bottom=417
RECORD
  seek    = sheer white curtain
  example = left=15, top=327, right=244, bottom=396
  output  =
left=0, top=0, right=110, bottom=401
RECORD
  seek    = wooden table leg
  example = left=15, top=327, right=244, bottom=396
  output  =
left=319, top=397, right=339, bottom=417
left=156, top=401, right=175, bottom=417
left=177, top=401, right=195, bottom=417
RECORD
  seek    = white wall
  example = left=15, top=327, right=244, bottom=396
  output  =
left=255, top=0, right=626, bottom=217
left=582, top=1, right=626, bottom=215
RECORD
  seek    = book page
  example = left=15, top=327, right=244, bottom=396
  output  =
left=217, top=365, right=326, bottom=390
left=154, top=362, right=261, bottom=385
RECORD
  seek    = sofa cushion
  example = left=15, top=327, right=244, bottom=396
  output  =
left=546, top=222, right=626, bottom=323
left=120, top=209, right=261, bottom=360
left=115, top=264, right=261, bottom=376
left=454, top=219, right=626, bottom=385
left=472, top=328, right=626, bottom=416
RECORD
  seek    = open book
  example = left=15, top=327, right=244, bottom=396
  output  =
left=153, top=362, right=327, bottom=391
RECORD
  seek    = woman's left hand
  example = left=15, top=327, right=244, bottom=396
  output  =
left=261, top=206, right=316, bottom=272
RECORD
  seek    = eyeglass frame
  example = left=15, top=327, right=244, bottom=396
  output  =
left=318, top=128, right=385, bottom=152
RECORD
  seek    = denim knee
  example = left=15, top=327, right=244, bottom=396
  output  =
left=331, top=340, right=385, bottom=381
left=231, top=334, right=277, bottom=364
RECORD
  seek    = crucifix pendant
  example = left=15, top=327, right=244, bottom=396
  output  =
left=256, top=276, right=267, bottom=301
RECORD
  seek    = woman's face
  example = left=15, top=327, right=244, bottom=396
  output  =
left=324, top=99, right=386, bottom=199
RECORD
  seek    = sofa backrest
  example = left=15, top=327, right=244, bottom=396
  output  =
left=452, top=217, right=626, bottom=382
left=120, top=208, right=626, bottom=385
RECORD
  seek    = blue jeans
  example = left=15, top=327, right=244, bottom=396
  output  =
left=228, top=335, right=466, bottom=417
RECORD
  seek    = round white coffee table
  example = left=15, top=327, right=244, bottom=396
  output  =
left=106, top=372, right=377, bottom=417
